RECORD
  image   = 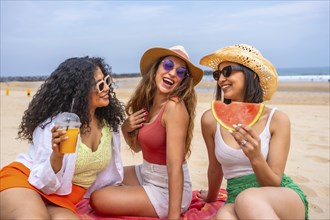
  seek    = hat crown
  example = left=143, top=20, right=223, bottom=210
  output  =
left=233, top=44, right=261, bottom=56
left=200, top=43, right=278, bottom=101
left=169, top=45, right=190, bottom=60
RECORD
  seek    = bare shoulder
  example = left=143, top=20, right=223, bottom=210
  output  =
left=201, top=109, right=216, bottom=128
left=273, top=108, right=290, bottom=122
left=163, top=99, right=188, bottom=121
left=166, top=99, right=187, bottom=112
left=270, top=108, right=291, bottom=129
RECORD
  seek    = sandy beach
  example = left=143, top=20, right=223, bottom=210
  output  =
left=1, top=78, right=329, bottom=219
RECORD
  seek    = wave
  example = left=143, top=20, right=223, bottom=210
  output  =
left=279, top=75, right=329, bottom=82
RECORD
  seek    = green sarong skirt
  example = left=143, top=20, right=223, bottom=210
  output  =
left=226, top=173, right=309, bottom=220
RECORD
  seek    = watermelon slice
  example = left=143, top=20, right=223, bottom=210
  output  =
left=211, top=101, right=265, bottom=131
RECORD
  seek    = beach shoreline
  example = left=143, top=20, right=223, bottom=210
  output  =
left=1, top=79, right=329, bottom=219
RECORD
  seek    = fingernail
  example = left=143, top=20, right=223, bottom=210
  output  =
left=233, top=124, right=237, bottom=128
left=141, top=124, right=144, bottom=127
left=145, top=111, right=148, bottom=115
left=229, top=129, right=233, bottom=133
left=238, top=124, right=242, bottom=126
left=144, top=116, right=147, bottom=120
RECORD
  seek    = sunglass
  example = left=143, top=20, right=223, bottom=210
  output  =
left=95, top=75, right=111, bottom=93
left=162, top=59, right=189, bottom=79
left=213, top=65, right=244, bottom=81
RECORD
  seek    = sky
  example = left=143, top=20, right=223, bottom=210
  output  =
left=1, top=0, right=329, bottom=77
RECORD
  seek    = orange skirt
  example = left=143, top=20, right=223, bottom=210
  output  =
left=0, top=162, right=86, bottom=214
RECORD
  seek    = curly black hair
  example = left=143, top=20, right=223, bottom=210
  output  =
left=18, top=56, right=126, bottom=142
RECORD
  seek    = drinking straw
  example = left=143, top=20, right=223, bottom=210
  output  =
left=66, top=98, right=75, bottom=130
left=70, top=98, right=75, bottom=113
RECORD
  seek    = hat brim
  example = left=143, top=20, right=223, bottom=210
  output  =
left=140, top=47, right=203, bottom=86
left=200, top=45, right=278, bottom=101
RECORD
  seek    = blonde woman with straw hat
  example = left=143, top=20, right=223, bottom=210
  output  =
left=90, top=45, right=203, bottom=219
left=197, top=44, right=308, bottom=219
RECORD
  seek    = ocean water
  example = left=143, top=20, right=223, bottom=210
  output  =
left=1, top=67, right=329, bottom=83
left=277, top=67, right=329, bottom=82
left=277, top=66, right=329, bottom=76
left=203, top=66, right=330, bottom=82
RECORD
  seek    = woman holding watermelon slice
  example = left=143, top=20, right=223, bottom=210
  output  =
left=90, top=45, right=204, bottom=219
left=198, top=44, right=308, bottom=219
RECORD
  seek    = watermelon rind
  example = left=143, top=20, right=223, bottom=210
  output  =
left=249, top=103, right=265, bottom=128
left=211, top=101, right=265, bottom=131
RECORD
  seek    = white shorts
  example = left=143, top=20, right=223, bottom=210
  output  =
left=135, top=160, right=192, bottom=218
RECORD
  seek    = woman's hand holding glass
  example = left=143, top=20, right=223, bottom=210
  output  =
left=51, top=125, right=67, bottom=157
left=50, top=125, right=67, bottom=173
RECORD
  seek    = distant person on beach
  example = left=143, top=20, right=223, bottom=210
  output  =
left=0, top=57, right=125, bottom=219
left=89, top=45, right=204, bottom=219
left=197, top=44, right=309, bottom=219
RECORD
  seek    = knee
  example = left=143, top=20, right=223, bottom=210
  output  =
left=89, top=190, right=105, bottom=213
left=90, top=189, right=115, bottom=214
left=234, top=188, right=259, bottom=213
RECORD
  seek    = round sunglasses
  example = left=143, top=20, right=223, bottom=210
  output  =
left=161, top=59, right=189, bottom=79
left=213, top=65, right=244, bottom=81
left=95, top=75, right=111, bottom=93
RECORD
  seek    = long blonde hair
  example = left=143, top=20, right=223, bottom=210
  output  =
left=126, top=57, right=196, bottom=158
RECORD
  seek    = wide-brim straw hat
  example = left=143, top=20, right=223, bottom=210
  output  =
left=140, top=45, right=203, bottom=86
left=200, top=44, right=278, bottom=101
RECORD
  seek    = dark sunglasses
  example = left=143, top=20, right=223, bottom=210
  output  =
left=162, top=59, right=189, bottom=79
left=213, top=65, right=244, bottom=81
left=95, top=75, right=111, bottom=93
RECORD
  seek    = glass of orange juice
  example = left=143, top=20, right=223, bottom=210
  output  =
left=55, top=112, right=81, bottom=154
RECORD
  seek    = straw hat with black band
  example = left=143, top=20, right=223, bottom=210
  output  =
left=200, top=44, right=278, bottom=101
left=140, top=45, right=204, bottom=86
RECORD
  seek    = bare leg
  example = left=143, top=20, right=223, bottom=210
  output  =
left=216, top=203, right=238, bottom=220
left=47, top=205, right=80, bottom=220
left=90, top=185, right=157, bottom=217
left=90, top=165, right=157, bottom=217
left=123, top=166, right=140, bottom=185
left=0, top=188, right=50, bottom=219
left=235, top=187, right=305, bottom=219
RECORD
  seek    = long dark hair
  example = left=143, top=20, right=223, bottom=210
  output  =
left=215, top=64, right=263, bottom=104
left=18, top=56, right=125, bottom=142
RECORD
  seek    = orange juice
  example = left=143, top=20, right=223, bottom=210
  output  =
left=59, top=128, right=80, bottom=154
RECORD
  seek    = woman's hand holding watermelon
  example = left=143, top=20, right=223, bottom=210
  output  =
left=230, top=124, right=262, bottom=160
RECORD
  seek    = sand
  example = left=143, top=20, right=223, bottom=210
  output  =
left=1, top=78, right=329, bottom=219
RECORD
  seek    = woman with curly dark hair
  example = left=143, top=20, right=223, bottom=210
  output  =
left=0, top=56, right=125, bottom=219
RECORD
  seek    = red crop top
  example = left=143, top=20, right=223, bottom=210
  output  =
left=137, top=103, right=167, bottom=165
